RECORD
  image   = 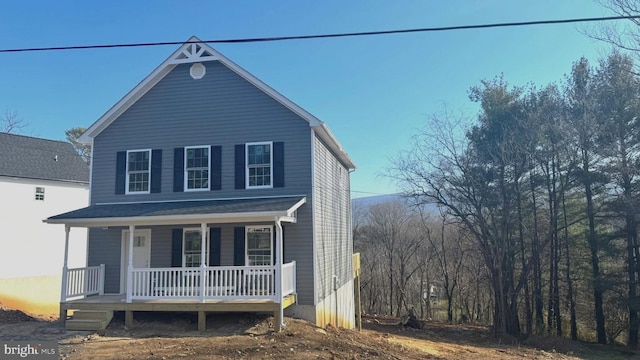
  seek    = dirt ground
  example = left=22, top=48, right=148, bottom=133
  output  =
left=1, top=305, right=638, bottom=360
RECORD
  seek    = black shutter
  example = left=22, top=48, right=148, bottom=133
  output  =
left=211, top=146, right=222, bottom=191
left=173, top=148, right=184, bottom=192
left=209, top=227, right=221, bottom=266
left=235, top=144, right=245, bottom=189
left=234, top=226, right=245, bottom=266
left=150, top=149, right=162, bottom=193
left=273, top=142, right=284, bottom=188
left=171, top=228, right=183, bottom=267
left=115, top=151, right=126, bottom=194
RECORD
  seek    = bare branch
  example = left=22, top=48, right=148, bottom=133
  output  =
left=0, top=110, right=28, bottom=133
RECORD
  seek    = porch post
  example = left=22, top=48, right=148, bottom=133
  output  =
left=275, top=219, right=284, bottom=330
left=126, top=225, right=135, bottom=303
left=199, top=223, right=207, bottom=303
left=60, top=225, right=70, bottom=303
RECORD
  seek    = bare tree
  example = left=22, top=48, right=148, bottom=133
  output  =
left=588, top=1, right=640, bottom=56
left=366, top=200, right=422, bottom=316
left=0, top=110, right=27, bottom=133
left=420, top=210, right=467, bottom=323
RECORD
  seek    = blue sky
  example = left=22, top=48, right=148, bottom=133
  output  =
left=0, top=1, right=614, bottom=197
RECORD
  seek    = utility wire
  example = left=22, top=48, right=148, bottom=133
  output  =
left=1, top=15, right=639, bottom=53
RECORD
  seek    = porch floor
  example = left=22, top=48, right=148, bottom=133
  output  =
left=61, top=293, right=297, bottom=331
left=63, top=293, right=296, bottom=311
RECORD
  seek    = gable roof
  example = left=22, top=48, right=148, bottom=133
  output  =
left=0, top=132, right=89, bottom=184
left=79, top=36, right=355, bottom=170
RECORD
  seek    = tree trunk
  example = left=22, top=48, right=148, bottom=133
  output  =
left=552, top=155, right=562, bottom=336
left=561, top=178, right=578, bottom=341
left=583, top=150, right=606, bottom=344
left=545, top=158, right=560, bottom=335
left=626, top=213, right=638, bottom=348
left=530, top=169, right=544, bottom=333
left=389, top=253, right=394, bottom=316
left=515, top=175, right=532, bottom=334
left=618, top=136, right=639, bottom=348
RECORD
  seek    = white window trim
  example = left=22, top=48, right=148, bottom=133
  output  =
left=183, top=227, right=209, bottom=267
left=245, top=225, right=273, bottom=266
left=184, top=145, right=211, bottom=192
left=246, top=141, right=273, bottom=189
left=125, top=149, right=152, bottom=195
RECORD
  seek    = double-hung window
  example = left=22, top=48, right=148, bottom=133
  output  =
left=185, top=146, right=210, bottom=191
left=35, top=187, right=45, bottom=201
left=246, top=142, right=272, bottom=188
left=126, top=149, right=151, bottom=194
left=183, top=229, right=208, bottom=267
left=246, top=226, right=272, bottom=266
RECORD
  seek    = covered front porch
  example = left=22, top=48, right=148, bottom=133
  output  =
left=48, top=196, right=306, bottom=331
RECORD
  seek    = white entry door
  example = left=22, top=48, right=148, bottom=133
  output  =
left=120, top=229, right=151, bottom=293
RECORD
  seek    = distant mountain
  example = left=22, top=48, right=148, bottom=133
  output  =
left=352, top=193, right=440, bottom=214
left=352, top=194, right=404, bottom=208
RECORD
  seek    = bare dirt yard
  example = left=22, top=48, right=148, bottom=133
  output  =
left=1, top=305, right=638, bottom=359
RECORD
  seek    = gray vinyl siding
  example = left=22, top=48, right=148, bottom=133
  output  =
left=87, top=227, right=123, bottom=294
left=280, top=208, right=313, bottom=304
left=90, top=60, right=312, bottom=204
left=87, top=60, right=319, bottom=303
left=313, top=134, right=352, bottom=302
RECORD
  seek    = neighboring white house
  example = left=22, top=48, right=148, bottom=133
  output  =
left=0, top=132, right=89, bottom=317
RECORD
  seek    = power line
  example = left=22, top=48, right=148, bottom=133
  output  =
left=1, top=15, right=639, bottom=54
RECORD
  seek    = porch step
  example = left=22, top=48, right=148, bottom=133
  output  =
left=66, top=310, right=113, bottom=331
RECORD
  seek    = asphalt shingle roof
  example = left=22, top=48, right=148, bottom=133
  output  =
left=0, top=132, right=89, bottom=183
left=48, top=196, right=305, bottom=221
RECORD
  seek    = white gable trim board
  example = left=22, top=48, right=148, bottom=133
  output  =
left=79, top=36, right=355, bottom=170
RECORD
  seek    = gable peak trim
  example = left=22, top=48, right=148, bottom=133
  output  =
left=171, top=42, right=219, bottom=65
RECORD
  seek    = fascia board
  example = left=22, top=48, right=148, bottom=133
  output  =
left=312, top=123, right=356, bottom=170
left=45, top=210, right=291, bottom=228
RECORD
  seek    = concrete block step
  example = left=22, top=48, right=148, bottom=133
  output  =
left=66, top=310, right=113, bottom=330
left=65, top=319, right=110, bottom=331
left=72, top=310, right=113, bottom=321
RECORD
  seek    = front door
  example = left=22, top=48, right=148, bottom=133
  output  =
left=120, top=229, right=151, bottom=293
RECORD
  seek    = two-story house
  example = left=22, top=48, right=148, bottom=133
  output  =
left=47, top=36, right=357, bottom=332
left=0, top=133, right=88, bottom=317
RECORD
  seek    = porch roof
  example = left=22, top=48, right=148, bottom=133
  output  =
left=46, top=196, right=306, bottom=227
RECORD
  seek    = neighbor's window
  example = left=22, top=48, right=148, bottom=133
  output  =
left=126, top=150, right=151, bottom=194
left=185, top=146, right=210, bottom=191
left=246, top=142, right=272, bottom=188
left=183, top=229, right=208, bottom=267
left=246, top=226, right=272, bottom=266
left=35, top=187, right=45, bottom=201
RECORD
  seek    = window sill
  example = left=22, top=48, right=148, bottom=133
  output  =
left=246, top=185, right=273, bottom=190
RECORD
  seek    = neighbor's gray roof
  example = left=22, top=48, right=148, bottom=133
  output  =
left=0, top=132, right=89, bottom=183
left=47, top=196, right=306, bottom=223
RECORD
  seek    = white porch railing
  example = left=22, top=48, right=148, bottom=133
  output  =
left=282, top=261, right=296, bottom=296
left=63, top=264, right=105, bottom=300
left=129, top=262, right=296, bottom=301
